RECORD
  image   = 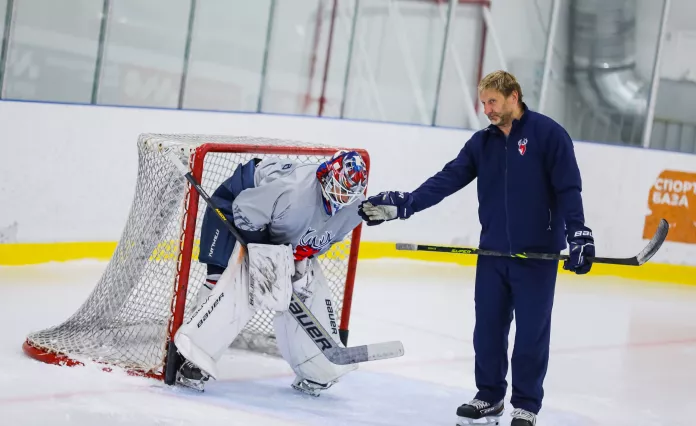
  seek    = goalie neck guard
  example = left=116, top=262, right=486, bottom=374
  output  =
left=317, top=150, right=368, bottom=215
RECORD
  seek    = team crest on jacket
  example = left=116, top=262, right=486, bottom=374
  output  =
left=517, top=138, right=528, bottom=156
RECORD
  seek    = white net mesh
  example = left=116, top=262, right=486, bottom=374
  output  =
left=24, top=134, right=363, bottom=377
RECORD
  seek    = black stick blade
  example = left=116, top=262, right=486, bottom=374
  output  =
left=636, top=218, right=670, bottom=265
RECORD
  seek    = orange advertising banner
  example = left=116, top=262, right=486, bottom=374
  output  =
left=644, top=170, right=696, bottom=244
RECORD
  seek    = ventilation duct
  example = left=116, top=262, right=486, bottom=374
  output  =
left=570, top=0, right=649, bottom=120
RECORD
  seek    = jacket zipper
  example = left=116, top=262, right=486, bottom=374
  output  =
left=504, top=140, right=512, bottom=254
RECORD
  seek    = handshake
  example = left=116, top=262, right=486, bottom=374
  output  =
left=358, top=191, right=414, bottom=226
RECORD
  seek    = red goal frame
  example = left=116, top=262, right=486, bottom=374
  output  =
left=22, top=142, right=370, bottom=384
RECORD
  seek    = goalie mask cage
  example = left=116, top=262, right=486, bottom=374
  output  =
left=22, top=133, right=369, bottom=384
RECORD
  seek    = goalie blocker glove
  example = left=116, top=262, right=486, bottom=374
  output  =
left=358, top=191, right=414, bottom=226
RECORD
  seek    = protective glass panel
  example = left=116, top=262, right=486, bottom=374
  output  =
left=432, top=1, right=486, bottom=129
left=182, top=0, right=272, bottom=112
left=341, top=0, right=448, bottom=125
left=3, top=0, right=101, bottom=102
left=98, top=0, right=190, bottom=107
left=259, top=0, right=341, bottom=116
left=543, top=0, right=666, bottom=146
left=647, top=0, right=696, bottom=153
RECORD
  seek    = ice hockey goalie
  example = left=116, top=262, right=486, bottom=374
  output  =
left=172, top=150, right=368, bottom=397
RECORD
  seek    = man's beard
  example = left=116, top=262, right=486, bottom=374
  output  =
left=489, top=110, right=512, bottom=126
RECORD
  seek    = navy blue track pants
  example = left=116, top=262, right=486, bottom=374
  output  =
left=473, top=255, right=558, bottom=414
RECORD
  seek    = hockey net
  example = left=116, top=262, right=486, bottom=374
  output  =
left=22, top=134, right=369, bottom=382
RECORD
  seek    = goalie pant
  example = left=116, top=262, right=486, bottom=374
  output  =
left=173, top=241, right=356, bottom=386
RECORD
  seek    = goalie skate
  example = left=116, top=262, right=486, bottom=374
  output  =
left=291, top=376, right=337, bottom=397
left=175, top=360, right=210, bottom=392
left=456, top=399, right=504, bottom=425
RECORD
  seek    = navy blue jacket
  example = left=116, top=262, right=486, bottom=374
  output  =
left=410, top=104, right=585, bottom=254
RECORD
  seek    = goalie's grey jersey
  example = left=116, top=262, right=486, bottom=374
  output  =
left=231, top=157, right=364, bottom=259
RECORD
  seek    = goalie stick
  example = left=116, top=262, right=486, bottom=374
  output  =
left=163, top=148, right=404, bottom=377
left=396, top=219, right=669, bottom=266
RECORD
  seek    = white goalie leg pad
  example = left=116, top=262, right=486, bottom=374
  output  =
left=247, top=243, right=294, bottom=311
left=174, top=242, right=256, bottom=379
left=273, top=258, right=358, bottom=388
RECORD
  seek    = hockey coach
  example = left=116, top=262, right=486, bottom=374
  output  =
left=358, top=70, right=594, bottom=426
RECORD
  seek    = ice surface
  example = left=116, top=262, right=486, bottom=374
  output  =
left=1, top=259, right=695, bottom=425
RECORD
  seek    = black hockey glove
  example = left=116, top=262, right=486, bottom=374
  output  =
left=358, top=191, right=414, bottom=226
left=563, top=225, right=595, bottom=275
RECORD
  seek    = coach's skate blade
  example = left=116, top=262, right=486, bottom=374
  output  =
left=456, top=416, right=501, bottom=425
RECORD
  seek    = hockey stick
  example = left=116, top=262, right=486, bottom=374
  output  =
left=164, top=148, right=404, bottom=368
left=396, top=219, right=669, bottom=267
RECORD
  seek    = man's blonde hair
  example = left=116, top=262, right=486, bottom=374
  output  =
left=478, top=70, right=523, bottom=104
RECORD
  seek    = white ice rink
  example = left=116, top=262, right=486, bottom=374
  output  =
left=1, top=259, right=695, bottom=426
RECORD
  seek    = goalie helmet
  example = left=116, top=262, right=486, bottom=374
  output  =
left=316, top=150, right=368, bottom=215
